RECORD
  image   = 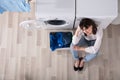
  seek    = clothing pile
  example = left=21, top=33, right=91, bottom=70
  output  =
left=50, top=32, right=72, bottom=51
left=0, top=0, right=30, bottom=14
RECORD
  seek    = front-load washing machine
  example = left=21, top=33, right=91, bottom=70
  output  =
left=35, top=0, right=75, bottom=29
left=35, top=17, right=75, bottom=29
left=74, top=0, right=117, bottom=29
left=19, top=17, right=74, bottom=30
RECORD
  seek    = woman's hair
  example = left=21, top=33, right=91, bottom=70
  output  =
left=79, top=18, right=98, bottom=34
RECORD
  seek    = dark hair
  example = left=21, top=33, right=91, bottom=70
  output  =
left=79, top=18, right=97, bottom=34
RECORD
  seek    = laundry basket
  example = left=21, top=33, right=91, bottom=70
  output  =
left=50, top=31, right=73, bottom=51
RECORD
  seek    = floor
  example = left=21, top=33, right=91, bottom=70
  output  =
left=0, top=0, right=120, bottom=80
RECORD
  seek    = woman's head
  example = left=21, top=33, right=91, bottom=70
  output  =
left=79, top=18, right=97, bottom=36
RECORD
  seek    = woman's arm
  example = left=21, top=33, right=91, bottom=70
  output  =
left=72, top=26, right=82, bottom=45
left=85, top=28, right=103, bottom=54
left=74, top=26, right=81, bottom=37
left=73, top=27, right=103, bottom=54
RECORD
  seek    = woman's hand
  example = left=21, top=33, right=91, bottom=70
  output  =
left=74, top=26, right=81, bottom=37
left=73, top=46, right=85, bottom=51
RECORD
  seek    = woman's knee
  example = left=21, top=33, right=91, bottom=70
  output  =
left=84, top=52, right=99, bottom=62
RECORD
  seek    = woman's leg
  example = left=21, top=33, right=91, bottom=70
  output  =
left=70, top=43, right=79, bottom=60
left=70, top=36, right=88, bottom=60
left=84, top=52, right=99, bottom=62
left=83, top=40, right=99, bottom=62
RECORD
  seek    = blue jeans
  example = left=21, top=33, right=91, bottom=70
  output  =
left=70, top=36, right=99, bottom=62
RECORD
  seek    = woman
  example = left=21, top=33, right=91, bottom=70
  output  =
left=70, top=18, right=103, bottom=71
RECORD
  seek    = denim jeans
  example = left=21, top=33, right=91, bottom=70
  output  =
left=70, top=36, right=99, bottom=62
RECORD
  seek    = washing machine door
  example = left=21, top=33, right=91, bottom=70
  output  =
left=46, top=20, right=66, bottom=25
left=42, top=19, right=71, bottom=29
left=19, top=18, right=72, bottom=30
left=19, top=20, right=42, bottom=30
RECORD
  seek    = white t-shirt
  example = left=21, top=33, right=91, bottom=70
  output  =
left=72, top=27, right=103, bottom=54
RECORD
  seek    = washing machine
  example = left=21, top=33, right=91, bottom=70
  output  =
left=74, top=0, right=118, bottom=29
left=30, top=17, right=74, bottom=30
left=35, top=0, right=75, bottom=29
